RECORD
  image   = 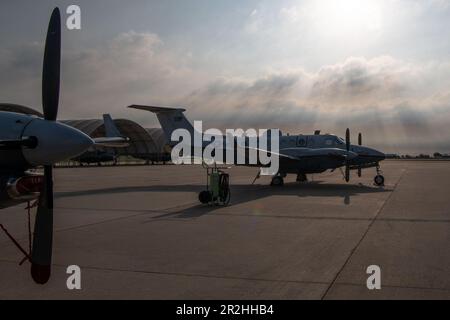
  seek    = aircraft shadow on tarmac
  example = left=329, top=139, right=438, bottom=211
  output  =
left=56, top=182, right=390, bottom=219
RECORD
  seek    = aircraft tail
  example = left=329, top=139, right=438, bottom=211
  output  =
left=128, top=105, right=194, bottom=141
left=103, top=114, right=123, bottom=138
left=92, top=114, right=129, bottom=147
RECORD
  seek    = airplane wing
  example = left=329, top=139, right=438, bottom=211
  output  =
left=278, top=147, right=357, bottom=160
left=244, top=146, right=357, bottom=161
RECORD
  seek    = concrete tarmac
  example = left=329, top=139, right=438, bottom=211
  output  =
left=0, top=160, right=449, bottom=299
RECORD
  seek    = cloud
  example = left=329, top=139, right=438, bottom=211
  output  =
left=0, top=31, right=450, bottom=154
left=0, top=42, right=43, bottom=104
left=61, top=30, right=201, bottom=108
left=424, top=0, right=450, bottom=9
left=0, top=30, right=209, bottom=124
left=308, top=56, right=415, bottom=107
left=243, top=9, right=264, bottom=34
left=184, top=73, right=317, bottom=130
left=186, top=55, right=450, bottom=113
left=180, top=56, right=450, bottom=153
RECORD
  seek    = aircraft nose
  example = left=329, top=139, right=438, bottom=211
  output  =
left=356, top=146, right=385, bottom=162
left=21, top=119, right=94, bottom=166
left=347, top=151, right=358, bottom=160
left=368, top=148, right=386, bottom=161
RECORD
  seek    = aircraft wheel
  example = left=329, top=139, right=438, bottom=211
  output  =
left=296, top=173, right=308, bottom=182
left=374, top=175, right=385, bottom=186
left=271, top=176, right=284, bottom=187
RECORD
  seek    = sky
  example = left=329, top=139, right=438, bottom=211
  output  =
left=1, top=0, right=450, bottom=154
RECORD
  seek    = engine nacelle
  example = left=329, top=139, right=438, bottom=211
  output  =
left=6, top=174, right=44, bottom=201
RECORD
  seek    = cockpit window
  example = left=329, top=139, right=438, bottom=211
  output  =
left=336, top=137, right=345, bottom=145
left=325, top=139, right=333, bottom=146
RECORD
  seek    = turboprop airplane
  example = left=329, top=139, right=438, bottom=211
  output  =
left=0, top=8, right=127, bottom=284
left=129, top=105, right=386, bottom=187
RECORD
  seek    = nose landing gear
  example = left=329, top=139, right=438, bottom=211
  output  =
left=374, top=165, right=385, bottom=187
left=270, top=173, right=285, bottom=187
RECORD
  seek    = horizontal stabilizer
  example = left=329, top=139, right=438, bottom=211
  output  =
left=93, top=137, right=129, bottom=148
left=91, top=114, right=130, bottom=147
left=128, top=105, right=186, bottom=113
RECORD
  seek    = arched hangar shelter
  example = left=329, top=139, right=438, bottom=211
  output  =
left=0, top=104, right=170, bottom=162
left=62, top=119, right=170, bottom=161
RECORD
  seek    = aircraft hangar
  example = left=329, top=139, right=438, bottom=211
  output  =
left=62, top=119, right=170, bottom=161
left=0, top=104, right=170, bottom=162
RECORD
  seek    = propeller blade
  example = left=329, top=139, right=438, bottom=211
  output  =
left=345, top=165, right=350, bottom=182
left=42, top=8, right=61, bottom=121
left=357, top=133, right=362, bottom=177
left=346, top=128, right=350, bottom=152
left=31, top=165, right=53, bottom=284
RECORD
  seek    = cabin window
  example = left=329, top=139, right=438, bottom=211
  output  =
left=297, top=137, right=306, bottom=147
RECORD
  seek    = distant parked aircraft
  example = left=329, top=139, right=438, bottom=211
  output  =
left=129, top=105, right=386, bottom=186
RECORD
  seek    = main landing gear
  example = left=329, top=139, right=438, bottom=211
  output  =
left=296, top=173, right=308, bottom=183
left=374, top=165, right=385, bottom=187
left=270, top=173, right=308, bottom=186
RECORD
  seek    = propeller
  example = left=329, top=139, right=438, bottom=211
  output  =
left=358, top=133, right=362, bottom=177
left=30, top=7, right=61, bottom=284
left=345, top=128, right=350, bottom=182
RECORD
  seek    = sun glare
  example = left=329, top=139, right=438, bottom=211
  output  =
left=309, top=0, right=383, bottom=37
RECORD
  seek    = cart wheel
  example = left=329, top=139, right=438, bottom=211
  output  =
left=199, top=190, right=212, bottom=204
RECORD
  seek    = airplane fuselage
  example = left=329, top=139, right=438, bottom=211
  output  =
left=186, top=132, right=385, bottom=175
left=277, top=133, right=385, bottom=174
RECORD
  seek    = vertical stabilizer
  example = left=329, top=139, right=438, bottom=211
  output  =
left=103, top=114, right=123, bottom=138
left=128, top=105, right=194, bottom=141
